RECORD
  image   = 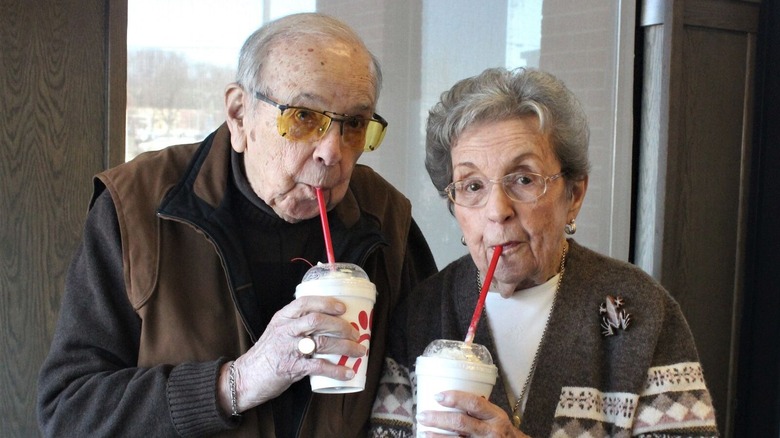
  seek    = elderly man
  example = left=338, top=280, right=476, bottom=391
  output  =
left=37, top=13, right=436, bottom=438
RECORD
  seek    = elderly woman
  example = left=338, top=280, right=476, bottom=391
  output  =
left=369, top=68, right=719, bottom=437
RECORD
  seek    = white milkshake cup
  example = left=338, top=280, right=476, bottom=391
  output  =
left=414, top=339, right=498, bottom=436
left=295, top=262, right=377, bottom=393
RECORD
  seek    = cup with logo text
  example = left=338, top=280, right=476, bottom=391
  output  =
left=295, top=262, right=376, bottom=393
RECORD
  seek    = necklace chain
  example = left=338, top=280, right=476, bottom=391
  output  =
left=477, top=241, right=568, bottom=429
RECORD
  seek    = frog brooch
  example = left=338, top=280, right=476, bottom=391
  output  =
left=600, top=295, right=631, bottom=337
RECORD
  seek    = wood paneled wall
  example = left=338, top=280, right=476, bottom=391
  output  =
left=636, top=0, right=760, bottom=436
left=0, top=1, right=125, bottom=436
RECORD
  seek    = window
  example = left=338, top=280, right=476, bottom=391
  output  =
left=126, top=1, right=314, bottom=159
left=126, top=0, right=635, bottom=267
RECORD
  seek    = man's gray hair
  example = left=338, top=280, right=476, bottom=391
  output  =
left=235, top=13, right=383, bottom=99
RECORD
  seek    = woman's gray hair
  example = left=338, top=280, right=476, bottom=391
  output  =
left=235, top=12, right=383, bottom=99
left=425, top=67, right=590, bottom=210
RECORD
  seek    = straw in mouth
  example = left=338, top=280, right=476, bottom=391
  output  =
left=315, top=187, right=336, bottom=265
left=464, top=245, right=503, bottom=344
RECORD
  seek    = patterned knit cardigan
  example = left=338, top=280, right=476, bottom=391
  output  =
left=369, top=239, right=719, bottom=437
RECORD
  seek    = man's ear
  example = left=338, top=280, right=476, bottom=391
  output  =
left=225, top=83, right=247, bottom=153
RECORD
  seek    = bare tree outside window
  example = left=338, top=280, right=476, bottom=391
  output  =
left=125, top=1, right=314, bottom=161
left=126, top=49, right=234, bottom=159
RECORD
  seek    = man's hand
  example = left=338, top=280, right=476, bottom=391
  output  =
left=217, top=296, right=367, bottom=415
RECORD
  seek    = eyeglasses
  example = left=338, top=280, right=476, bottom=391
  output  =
left=445, top=171, right=565, bottom=208
left=253, top=91, right=388, bottom=152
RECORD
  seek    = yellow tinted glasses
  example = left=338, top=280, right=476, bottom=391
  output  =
left=254, top=91, right=388, bottom=152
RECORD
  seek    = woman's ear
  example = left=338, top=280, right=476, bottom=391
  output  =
left=225, top=83, right=247, bottom=152
left=568, top=175, right=589, bottom=218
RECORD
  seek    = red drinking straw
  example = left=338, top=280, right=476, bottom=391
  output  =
left=464, top=245, right=503, bottom=344
left=315, top=187, right=336, bottom=265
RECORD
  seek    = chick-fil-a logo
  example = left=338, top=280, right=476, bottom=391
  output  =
left=337, top=309, right=373, bottom=373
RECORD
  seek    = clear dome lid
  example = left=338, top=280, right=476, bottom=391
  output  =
left=422, top=339, right=494, bottom=365
left=300, top=262, right=369, bottom=282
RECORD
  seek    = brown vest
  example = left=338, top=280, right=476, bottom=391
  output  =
left=95, top=124, right=414, bottom=437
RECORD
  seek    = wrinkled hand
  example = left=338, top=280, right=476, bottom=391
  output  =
left=229, top=296, right=366, bottom=412
left=416, top=390, right=530, bottom=438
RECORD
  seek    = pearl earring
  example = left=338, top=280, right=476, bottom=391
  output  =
left=564, top=219, right=577, bottom=235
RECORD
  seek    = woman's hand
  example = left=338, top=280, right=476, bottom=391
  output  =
left=416, top=390, right=531, bottom=438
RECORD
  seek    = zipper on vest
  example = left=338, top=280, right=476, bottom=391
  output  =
left=156, top=212, right=258, bottom=342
